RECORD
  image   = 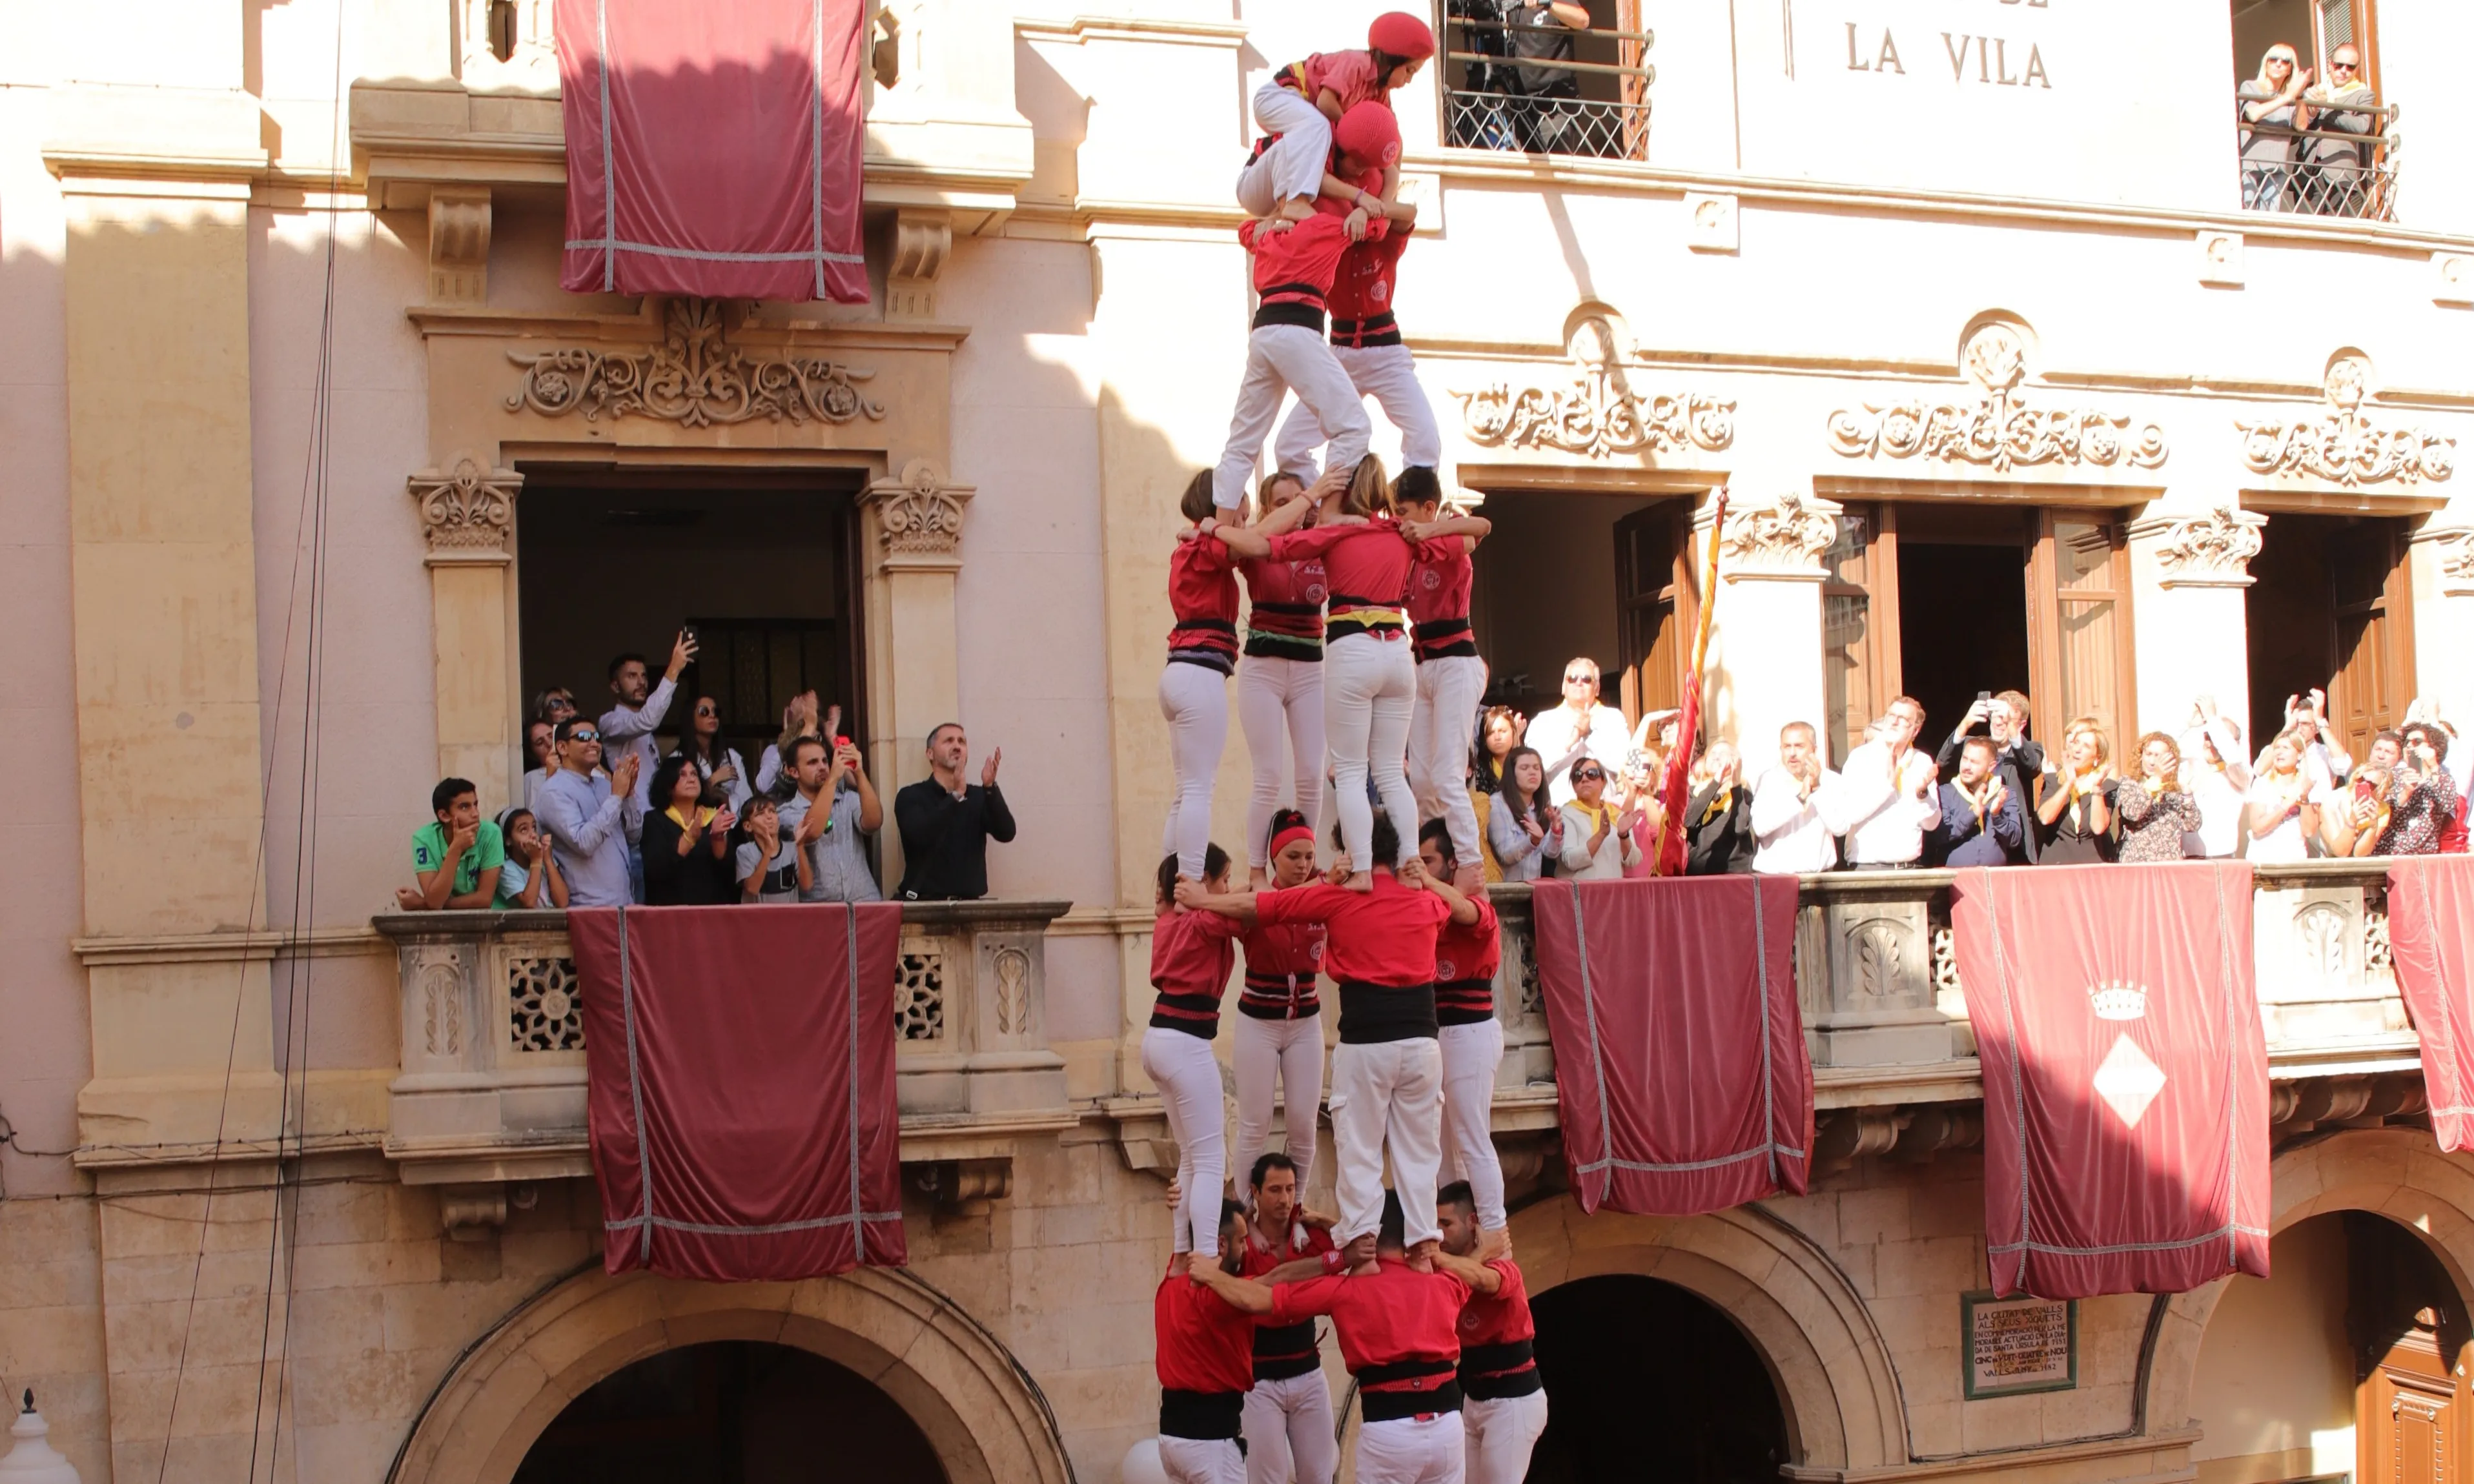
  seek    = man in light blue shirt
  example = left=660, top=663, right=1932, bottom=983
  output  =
left=536, top=718, right=642, bottom=909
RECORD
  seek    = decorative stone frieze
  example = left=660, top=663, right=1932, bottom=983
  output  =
left=2130, top=503, right=2268, bottom=589
left=1826, top=321, right=2168, bottom=473
left=863, top=458, right=974, bottom=558
left=1717, top=491, right=1839, bottom=580
left=2235, top=354, right=2455, bottom=487
left=1455, top=314, right=1733, bottom=458
left=504, top=297, right=888, bottom=428
left=407, top=458, right=521, bottom=556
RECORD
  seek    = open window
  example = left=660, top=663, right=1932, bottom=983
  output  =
left=1436, top=0, right=1654, bottom=161
left=2230, top=0, right=2394, bottom=220
left=2244, top=511, right=2417, bottom=761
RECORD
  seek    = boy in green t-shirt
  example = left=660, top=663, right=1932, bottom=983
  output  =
left=398, top=777, right=506, bottom=911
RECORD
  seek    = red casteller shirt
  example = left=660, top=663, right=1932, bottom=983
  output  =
left=1278, top=50, right=1387, bottom=112
left=1270, top=1258, right=1469, bottom=1397
left=1329, top=230, right=1410, bottom=348
left=1267, top=519, right=1431, bottom=642
left=1156, top=1265, right=1258, bottom=1396
left=1406, top=536, right=1476, bottom=662
left=1168, top=535, right=1240, bottom=669
left=1238, top=551, right=1328, bottom=662
left=1432, top=893, right=1501, bottom=1026
left=1242, top=212, right=1386, bottom=323
left=1240, top=913, right=1327, bottom=1021
left=1455, top=1257, right=1542, bottom=1398
left=1150, top=906, right=1244, bottom=1038
left=1242, top=1219, right=1341, bottom=1379
left=1252, top=873, right=1448, bottom=988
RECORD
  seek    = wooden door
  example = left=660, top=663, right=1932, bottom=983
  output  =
left=1821, top=503, right=1897, bottom=769
left=2351, top=1211, right=2471, bottom=1484
left=2328, top=520, right=2415, bottom=762
left=1613, top=503, right=1693, bottom=734
left=2027, top=511, right=2136, bottom=753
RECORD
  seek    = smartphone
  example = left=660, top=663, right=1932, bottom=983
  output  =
left=835, top=735, right=852, bottom=748
left=1975, top=690, right=1992, bottom=707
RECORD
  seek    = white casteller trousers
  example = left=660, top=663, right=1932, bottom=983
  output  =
left=1160, top=1435, right=1248, bottom=1484
left=1437, top=1018, right=1507, bottom=1232
left=1231, top=1011, right=1324, bottom=1203
left=1159, top=660, right=1232, bottom=882
left=1238, top=655, right=1326, bottom=869
left=1273, top=342, right=1444, bottom=478
left=1214, top=326, right=1372, bottom=511
left=1328, top=1035, right=1443, bottom=1247
left=1141, top=1026, right=1227, bottom=1257
left=1355, top=1413, right=1466, bottom=1484
left=1462, top=1392, right=1549, bottom=1484
left=1235, top=82, right=1333, bottom=219
left=1409, top=655, right=1487, bottom=868
left=1324, top=633, right=1418, bottom=873
left=1242, top=1370, right=1338, bottom=1484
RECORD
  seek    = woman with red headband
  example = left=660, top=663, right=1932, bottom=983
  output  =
left=1229, top=808, right=1331, bottom=1206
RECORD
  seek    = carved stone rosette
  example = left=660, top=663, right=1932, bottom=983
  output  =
left=2234, top=354, right=2456, bottom=487
left=1717, top=491, right=1840, bottom=580
left=1827, top=322, right=2168, bottom=473
left=2131, top=503, right=2269, bottom=589
left=505, top=298, right=888, bottom=429
left=408, top=458, right=522, bottom=558
left=863, top=459, right=974, bottom=560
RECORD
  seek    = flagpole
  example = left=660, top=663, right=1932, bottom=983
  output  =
left=1652, top=485, right=1728, bottom=873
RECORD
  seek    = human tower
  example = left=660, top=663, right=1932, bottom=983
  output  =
left=1143, top=15, right=1548, bottom=1484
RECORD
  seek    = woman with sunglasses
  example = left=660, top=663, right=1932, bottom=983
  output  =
left=2238, top=43, right=2309, bottom=209
left=675, top=694, right=753, bottom=812
left=1557, top=757, right=1642, bottom=880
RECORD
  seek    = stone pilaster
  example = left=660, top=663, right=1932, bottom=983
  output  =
left=409, top=458, right=521, bottom=798
left=1704, top=489, right=1837, bottom=775
left=861, top=458, right=975, bottom=888
left=2125, top=502, right=2264, bottom=739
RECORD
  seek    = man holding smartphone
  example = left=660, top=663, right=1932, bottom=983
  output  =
left=599, top=629, right=699, bottom=900
left=777, top=734, right=884, bottom=902
left=1934, top=687, right=2051, bottom=862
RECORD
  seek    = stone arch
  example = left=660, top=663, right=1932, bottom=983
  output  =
left=1508, top=1197, right=1907, bottom=1470
left=388, top=1265, right=1072, bottom=1484
left=2144, top=1126, right=2474, bottom=1433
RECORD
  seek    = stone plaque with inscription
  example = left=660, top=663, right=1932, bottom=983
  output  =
left=1961, top=1292, right=2076, bottom=1398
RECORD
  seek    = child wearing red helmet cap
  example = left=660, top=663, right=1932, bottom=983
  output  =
left=1236, top=12, right=1434, bottom=225
left=1211, top=105, right=1404, bottom=512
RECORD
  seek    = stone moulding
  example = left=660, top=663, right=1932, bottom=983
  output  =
left=504, top=296, right=888, bottom=428
left=863, top=458, right=974, bottom=556
left=407, top=458, right=522, bottom=554
left=2234, top=354, right=2455, bottom=487
left=2134, top=503, right=2269, bottom=589
left=1718, top=490, right=1839, bottom=579
left=1827, top=324, right=2167, bottom=473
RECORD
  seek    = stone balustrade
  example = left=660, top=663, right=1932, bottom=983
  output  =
left=1482, top=864, right=2426, bottom=1178
left=373, top=900, right=1074, bottom=1225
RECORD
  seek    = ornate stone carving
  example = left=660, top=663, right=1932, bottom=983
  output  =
left=1828, top=323, right=2168, bottom=473
left=416, top=953, right=464, bottom=1058
left=1455, top=316, right=1734, bottom=459
left=2138, top=503, right=2267, bottom=589
left=427, top=188, right=492, bottom=304
left=408, top=459, right=521, bottom=554
left=992, top=945, right=1030, bottom=1036
left=2236, top=354, right=2455, bottom=487
left=895, top=946, right=946, bottom=1041
left=506, top=298, right=887, bottom=429
left=886, top=207, right=952, bottom=322
left=1719, top=491, right=1839, bottom=578
left=863, top=459, right=975, bottom=556
left=506, top=955, right=582, bottom=1053
left=2424, top=528, right=2474, bottom=596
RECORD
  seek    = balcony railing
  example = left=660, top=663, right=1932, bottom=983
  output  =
left=2238, top=105, right=2400, bottom=222
left=374, top=900, right=1074, bottom=1223
left=1482, top=862, right=2428, bottom=1174
left=1443, top=15, right=1653, bottom=162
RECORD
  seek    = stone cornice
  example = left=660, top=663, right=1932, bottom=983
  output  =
left=74, top=927, right=389, bottom=967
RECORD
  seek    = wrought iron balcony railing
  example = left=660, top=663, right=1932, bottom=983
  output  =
left=1442, top=14, right=1653, bottom=163
left=2238, top=105, right=2400, bottom=222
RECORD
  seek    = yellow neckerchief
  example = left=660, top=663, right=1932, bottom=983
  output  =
left=1695, top=785, right=1733, bottom=826
left=664, top=804, right=717, bottom=831
left=1572, top=798, right=1615, bottom=836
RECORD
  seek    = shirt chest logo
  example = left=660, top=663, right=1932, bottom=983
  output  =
left=1419, top=568, right=1442, bottom=591
left=1435, top=955, right=1457, bottom=981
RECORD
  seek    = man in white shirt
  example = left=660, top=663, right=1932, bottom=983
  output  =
left=598, top=631, right=697, bottom=899
left=1750, top=721, right=1850, bottom=873
left=2181, top=700, right=2251, bottom=860
left=1837, top=696, right=1941, bottom=868
left=1523, top=656, right=1631, bottom=806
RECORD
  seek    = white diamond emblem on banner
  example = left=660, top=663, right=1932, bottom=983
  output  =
left=2092, top=1035, right=2167, bottom=1129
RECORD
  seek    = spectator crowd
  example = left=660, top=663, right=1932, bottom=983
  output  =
left=398, top=630, right=1014, bottom=913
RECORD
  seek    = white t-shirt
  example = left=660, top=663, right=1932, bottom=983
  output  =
left=2244, top=773, right=2323, bottom=863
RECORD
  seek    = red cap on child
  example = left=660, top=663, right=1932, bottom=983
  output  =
left=1367, top=12, right=1436, bottom=61
left=1334, top=102, right=1402, bottom=169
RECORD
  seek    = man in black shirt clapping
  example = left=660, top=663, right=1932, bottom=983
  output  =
left=894, top=723, right=1016, bottom=900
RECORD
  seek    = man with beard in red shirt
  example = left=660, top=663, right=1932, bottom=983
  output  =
left=1430, top=1183, right=1545, bottom=1484
left=1158, top=1198, right=1329, bottom=1483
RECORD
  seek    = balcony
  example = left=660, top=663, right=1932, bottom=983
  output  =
left=2238, top=104, right=2401, bottom=223
left=1440, top=15, right=1654, bottom=163
left=373, top=900, right=1074, bottom=1230
left=1480, top=862, right=2427, bottom=1184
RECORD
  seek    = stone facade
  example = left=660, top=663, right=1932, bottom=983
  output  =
left=9, top=3, right=2474, bottom=1483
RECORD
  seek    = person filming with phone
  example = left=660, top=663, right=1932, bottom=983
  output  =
left=778, top=733, right=884, bottom=902
left=1936, top=688, right=2051, bottom=861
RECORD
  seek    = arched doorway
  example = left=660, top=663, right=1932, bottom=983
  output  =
left=513, top=1340, right=946, bottom=1483
left=2191, top=1209, right=2472, bottom=1484
left=1527, top=1274, right=1790, bottom=1483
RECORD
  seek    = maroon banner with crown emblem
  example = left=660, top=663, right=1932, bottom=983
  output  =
left=1950, top=862, right=2268, bottom=1299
